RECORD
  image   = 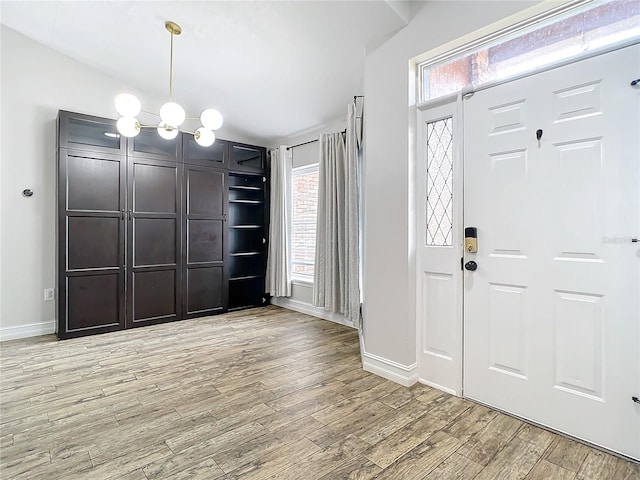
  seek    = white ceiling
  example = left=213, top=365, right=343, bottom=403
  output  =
left=1, top=1, right=421, bottom=143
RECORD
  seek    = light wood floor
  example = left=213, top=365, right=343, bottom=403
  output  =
left=0, top=306, right=638, bottom=480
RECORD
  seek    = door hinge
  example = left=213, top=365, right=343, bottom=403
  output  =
left=460, top=257, right=464, bottom=271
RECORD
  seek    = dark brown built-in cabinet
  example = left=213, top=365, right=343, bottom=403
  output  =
left=57, top=111, right=268, bottom=339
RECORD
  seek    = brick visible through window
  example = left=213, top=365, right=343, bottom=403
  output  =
left=292, top=164, right=319, bottom=278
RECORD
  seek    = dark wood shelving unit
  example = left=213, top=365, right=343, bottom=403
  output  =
left=227, top=169, right=268, bottom=310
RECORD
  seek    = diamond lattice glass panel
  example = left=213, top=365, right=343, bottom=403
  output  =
left=426, top=117, right=453, bottom=246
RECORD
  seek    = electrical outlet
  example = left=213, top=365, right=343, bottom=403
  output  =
left=44, top=288, right=55, bottom=301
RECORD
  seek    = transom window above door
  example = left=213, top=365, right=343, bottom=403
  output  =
left=419, top=0, right=639, bottom=102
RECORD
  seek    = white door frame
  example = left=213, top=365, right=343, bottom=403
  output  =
left=415, top=93, right=464, bottom=395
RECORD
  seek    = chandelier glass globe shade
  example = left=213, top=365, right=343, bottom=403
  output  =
left=200, top=109, right=223, bottom=130
left=157, top=122, right=179, bottom=140
left=159, top=102, right=186, bottom=127
left=116, top=117, right=140, bottom=137
left=194, top=127, right=215, bottom=147
left=114, top=93, right=141, bottom=118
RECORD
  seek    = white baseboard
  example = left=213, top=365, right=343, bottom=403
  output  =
left=361, top=347, right=418, bottom=387
left=0, top=320, right=56, bottom=342
left=271, top=297, right=356, bottom=329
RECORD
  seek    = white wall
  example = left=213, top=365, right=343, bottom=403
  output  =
left=0, top=26, right=263, bottom=340
left=270, top=118, right=355, bottom=329
left=361, top=1, right=540, bottom=380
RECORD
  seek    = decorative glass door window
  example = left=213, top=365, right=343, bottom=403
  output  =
left=426, top=117, right=454, bottom=246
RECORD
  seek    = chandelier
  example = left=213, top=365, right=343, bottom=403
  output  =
left=114, top=21, right=223, bottom=147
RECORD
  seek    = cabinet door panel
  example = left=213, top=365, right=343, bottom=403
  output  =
left=67, top=155, right=121, bottom=211
left=130, top=127, right=180, bottom=161
left=187, top=267, right=224, bottom=313
left=183, top=165, right=227, bottom=317
left=188, top=169, right=224, bottom=215
left=67, top=274, right=121, bottom=330
left=134, top=218, right=177, bottom=266
left=183, top=135, right=227, bottom=167
left=58, top=111, right=124, bottom=153
left=58, top=147, right=126, bottom=339
left=68, top=217, right=120, bottom=270
left=133, top=163, right=177, bottom=213
left=133, top=270, right=177, bottom=321
left=127, top=157, right=182, bottom=327
left=188, top=219, right=223, bottom=263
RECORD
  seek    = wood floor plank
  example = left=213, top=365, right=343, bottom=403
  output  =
left=0, top=433, right=14, bottom=448
left=422, top=452, right=484, bottom=480
left=525, top=459, right=576, bottom=480
left=0, top=306, right=636, bottom=480
left=443, top=403, right=497, bottom=443
left=426, top=394, right=472, bottom=422
left=362, top=413, right=447, bottom=468
left=372, top=430, right=461, bottom=479
left=354, top=399, right=429, bottom=445
left=142, top=450, right=225, bottom=479
left=85, top=441, right=173, bottom=480
left=164, top=404, right=273, bottom=453
left=212, top=415, right=325, bottom=472
left=544, top=436, right=592, bottom=472
left=472, top=438, right=545, bottom=480
left=24, top=451, right=94, bottom=480
left=456, top=412, right=524, bottom=466
left=576, top=450, right=640, bottom=480
left=266, top=435, right=368, bottom=480
left=0, top=449, right=51, bottom=479
left=316, top=455, right=381, bottom=480
left=113, top=469, right=149, bottom=480
left=323, top=400, right=395, bottom=439
left=516, top=423, right=556, bottom=451
left=228, top=437, right=320, bottom=480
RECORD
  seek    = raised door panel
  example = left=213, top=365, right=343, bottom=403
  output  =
left=188, top=220, right=223, bottom=263
left=183, top=165, right=227, bottom=317
left=132, top=270, right=178, bottom=321
left=67, top=217, right=120, bottom=270
left=127, top=158, right=182, bottom=327
left=67, top=274, right=120, bottom=330
left=58, top=149, right=126, bottom=339
left=187, top=267, right=224, bottom=314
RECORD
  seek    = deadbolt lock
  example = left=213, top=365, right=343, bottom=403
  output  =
left=465, top=227, right=478, bottom=253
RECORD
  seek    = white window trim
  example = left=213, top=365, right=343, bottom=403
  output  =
left=291, top=162, right=320, bottom=283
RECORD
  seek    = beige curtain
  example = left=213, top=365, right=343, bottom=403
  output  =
left=313, top=104, right=360, bottom=322
left=266, top=146, right=292, bottom=297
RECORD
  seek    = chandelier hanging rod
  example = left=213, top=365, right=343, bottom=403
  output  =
left=166, top=21, right=181, bottom=100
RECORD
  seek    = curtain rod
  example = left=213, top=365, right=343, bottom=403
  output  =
left=286, top=96, right=363, bottom=151
left=287, top=129, right=346, bottom=151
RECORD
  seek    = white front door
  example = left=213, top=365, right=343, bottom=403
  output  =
left=417, top=100, right=463, bottom=394
left=463, top=45, right=640, bottom=459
